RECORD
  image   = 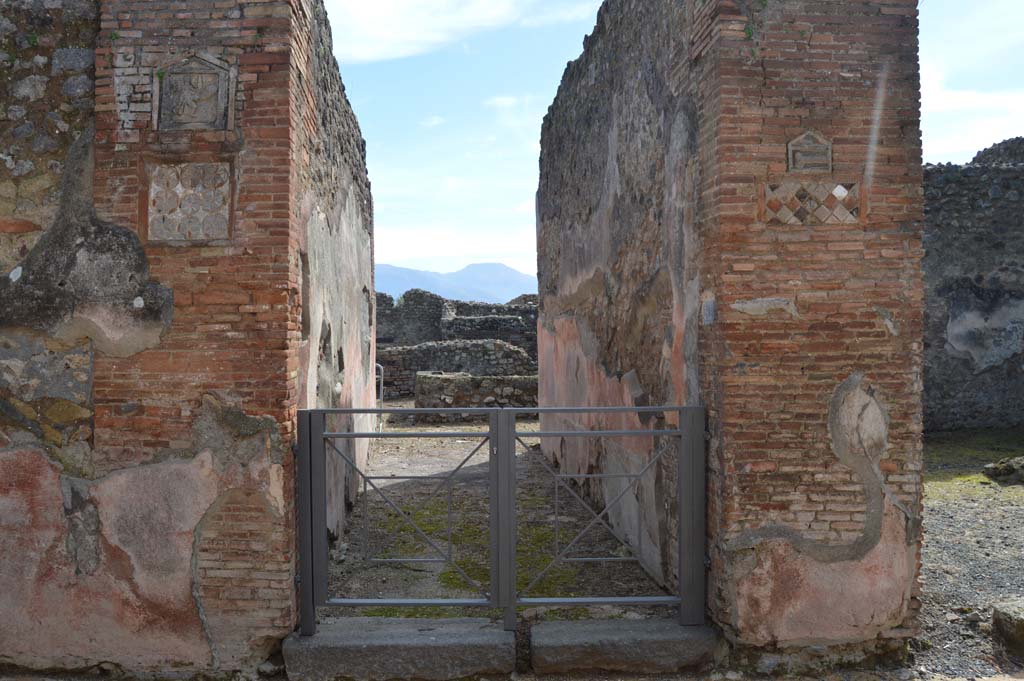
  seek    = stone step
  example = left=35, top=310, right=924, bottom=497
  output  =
left=530, top=618, right=720, bottom=674
left=282, top=617, right=515, bottom=681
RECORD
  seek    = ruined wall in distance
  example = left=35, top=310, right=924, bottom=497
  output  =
left=377, top=288, right=539, bottom=357
left=378, top=339, right=536, bottom=398
left=923, top=153, right=1024, bottom=430
left=539, top=0, right=924, bottom=662
left=414, top=371, right=538, bottom=420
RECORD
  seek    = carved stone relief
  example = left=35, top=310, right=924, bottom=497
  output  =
left=155, top=55, right=235, bottom=131
left=788, top=130, right=832, bottom=173
left=148, top=163, right=231, bottom=241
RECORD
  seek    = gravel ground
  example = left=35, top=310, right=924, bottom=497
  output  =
left=910, top=429, right=1024, bottom=679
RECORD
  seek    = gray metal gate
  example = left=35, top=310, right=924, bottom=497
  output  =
left=296, top=406, right=706, bottom=635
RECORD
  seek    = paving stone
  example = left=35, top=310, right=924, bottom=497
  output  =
left=530, top=618, right=719, bottom=674
left=282, top=618, right=515, bottom=681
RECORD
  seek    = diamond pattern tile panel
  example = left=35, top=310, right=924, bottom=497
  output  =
left=765, top=181, right=860, bottom=225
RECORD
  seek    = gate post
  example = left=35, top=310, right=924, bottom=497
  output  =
left=678, top=407, right=706, bottom=626
left=310, top=411, right=329, bottom=606
left=297, top=410, right=316, bottom=636
left=496, top=410, right=518, bottom=631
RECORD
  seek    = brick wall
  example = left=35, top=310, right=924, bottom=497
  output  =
left=90, top=0, right=296, bottom=466
left=538, top=0, right=923, bottom=662
left=0, top=0, right=372, bottom=673
left=705, top=0, right=924, bottom=653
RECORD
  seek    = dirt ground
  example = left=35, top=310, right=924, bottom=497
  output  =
left=325, top=403, right=676, bottom=624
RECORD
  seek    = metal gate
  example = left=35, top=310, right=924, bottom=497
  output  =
left=296, top=406, right=706, bottom=635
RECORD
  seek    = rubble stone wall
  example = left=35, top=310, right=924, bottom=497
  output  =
left=376, top=289, right=446, bottom=345
left=413, top=371, right=538, bottom=421
left=440, top=314, right=536, bottom=355
left=0, top=0, right=373, bottom=674
left=538, top=0, right=923, bottom=663
left=923, top=155, right=1024, bottom=430
left=377, top=288, right=538, bottom=355
left=378, top=339, right=536, bottom=398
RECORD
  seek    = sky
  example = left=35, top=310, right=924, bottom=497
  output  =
left=325, top=0, right=1024, bottom=276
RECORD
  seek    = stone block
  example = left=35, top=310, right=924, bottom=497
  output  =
left=530, top=618, right=718, bottom=674
left=282, top=618, right=515, bottom=681
left=993, top=598, right=1024, bottom=660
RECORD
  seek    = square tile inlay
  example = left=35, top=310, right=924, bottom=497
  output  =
left=148, top=163, right=230, bottom=241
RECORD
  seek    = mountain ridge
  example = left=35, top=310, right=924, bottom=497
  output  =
left=375, top=263, right=537, bottom=304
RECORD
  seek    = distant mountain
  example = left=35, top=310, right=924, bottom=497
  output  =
left=375, top=263, right=537, bottom=304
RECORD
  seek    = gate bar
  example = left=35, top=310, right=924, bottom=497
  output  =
left=497, top=410, right=518, bottom=631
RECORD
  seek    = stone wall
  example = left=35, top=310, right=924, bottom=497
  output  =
left=924, top=151, right=1024, bottom=430
left=413, top=371, right=538, bottom=421
left=0, top=0, right=373, bottom=674
left=441, top=314, right=536, bottom=355
left=290, top=0, right=375, bottom=538
left=378, top=339, right=536, bottom=398
left=377, top=288, right=538, bottom=355
left=538, top=0, right=923, bottom=663
left=0, top=0, right=96, bottom=262
left=376, top=288, right=447, bottom=345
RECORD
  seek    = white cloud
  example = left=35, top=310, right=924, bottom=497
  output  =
left=921, top=64, right=1024, bottom=163
left=420, top=115, right=446, bottom=128
left=484, top=95, right=520, bottom=109
left=325, top=0, right=600, bottom=64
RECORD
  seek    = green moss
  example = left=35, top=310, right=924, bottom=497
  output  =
left=379, top=491, right=579, bottom=598
left=924, top=428, right=1024, bottom=502
left=925, top=427, right=1024, bottom=481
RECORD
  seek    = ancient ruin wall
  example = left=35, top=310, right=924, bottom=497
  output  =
left=923, top=155, right=1024, bottom=430
left=377, top=288, right=539, bottom=354
left=539, top=0, right=924, bottom=660
left=0, top=0, right=373, bottom=673
left=537, top=0, right=701, bottom=593
left=414, top=372, right=538, bottom=420
left=290, top=0, right=375, bottom=538
left=378, top=339, right=536, bottom=398
left=376, top=289, right=447, bottom=345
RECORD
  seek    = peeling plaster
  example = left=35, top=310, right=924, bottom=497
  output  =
left=724, top=374, right=920, bottom=647
left=0, top=124, right=173, bottom=354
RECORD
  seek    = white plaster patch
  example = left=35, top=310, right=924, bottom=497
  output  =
left=730, top=297, right=799, bottom=318
left=946, top=299, right=1024, bottom=373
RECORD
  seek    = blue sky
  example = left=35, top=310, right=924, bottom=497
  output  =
left=326, top=0, right=1024, bottom=275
